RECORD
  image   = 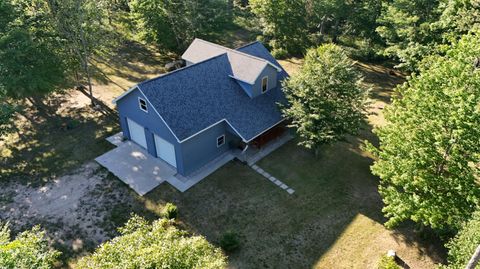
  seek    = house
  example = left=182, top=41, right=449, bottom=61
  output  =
left=113, top=39, right=289, bottom=176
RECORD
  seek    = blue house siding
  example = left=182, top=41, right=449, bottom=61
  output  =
left=250, top=65, right=278, bottom=98
left=116, top=88, right=187, bottom=173
left=179, top=121, right=237, bottom=175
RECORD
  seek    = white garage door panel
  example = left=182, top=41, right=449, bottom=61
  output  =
left=127, top=118, right=147, bottom=149
left=154, top=134, right=176, bottom=168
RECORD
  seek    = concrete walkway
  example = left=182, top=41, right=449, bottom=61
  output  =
left=250, top=164, right=295, bottom=195
left=95, top=141, right=177, bottom=195
left=97, top=132, right=235, bottom=195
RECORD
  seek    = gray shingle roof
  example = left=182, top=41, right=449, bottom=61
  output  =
left=137, top=41, right=288, bottom=142
left=182, top=39, right=280, bottom=84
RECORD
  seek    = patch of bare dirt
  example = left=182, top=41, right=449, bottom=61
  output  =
left=0, top=162, right=133, bottom=255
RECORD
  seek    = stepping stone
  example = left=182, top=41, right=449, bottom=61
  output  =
left=274, top=180, right=282, bottom=186
left=251, top=164, right=259, bottom=169
left=280, top=184, right=288, bottom=190
left=268, top=176, right=276, bottom=182
left=256, top=167, right=264, bottom=173
left=261, top=171, right=270, bottom=178
left=287, top=188, right=295, bottom=195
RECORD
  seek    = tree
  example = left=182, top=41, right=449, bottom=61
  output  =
left=434, top=0, right=480, bottom=43
left=250, top=0, right=309, bottom=57
left=45, top=0, right=114, bottom=106
left=0, top=223, right=60, bottom=269
left=376, top=0, right=441, bottom=72
left=130, top=0, right=230, bottom=52
left=367, top=33, right=480, bottom=231
left=442, top=209, right=480, bottom=269
left=282, top=44, right=368, bottom=156
left=0, top=0, right=67, bottom=108
left=0, top=29, right=65, bottom=102
left=77, top=215, right=227, bottom=268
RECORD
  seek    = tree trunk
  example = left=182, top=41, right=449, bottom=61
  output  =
left=466, top=245, right=480, bottom=269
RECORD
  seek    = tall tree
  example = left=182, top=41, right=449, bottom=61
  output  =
left=130, top=0, right=230, bottom=52
left=367, top=33, right=480, bottom=231
left=434, top=0, right=480, bottom=43
left=250, top=0, right=309, bottom=56
left=77, top=215, right=227, bottom=268
left=0, top=223, right=60, bottom=269
left=282, top=44, right=368, bottom=156
left=46, top=0, right=114, bottom=106
left=0, top=0, right=67, bottom=108
left=376, top=0, right=441, bottom=72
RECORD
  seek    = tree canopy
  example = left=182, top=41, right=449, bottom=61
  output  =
left=443, top=209, right=480, bottom=269
left=77, top=215, right=227, bottom=269
left=0, top=223, right=60, bottom=269
left=282, top=44, right=368, bottom=155
left=130, top=0, right=230, bottom=52
left=367, top=32, right=480, bottom=231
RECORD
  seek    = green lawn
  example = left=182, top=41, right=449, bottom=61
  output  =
left=0, top=37, right=446, bottom=268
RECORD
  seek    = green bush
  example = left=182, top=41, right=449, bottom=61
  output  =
left=377, top=254, right=400, bottom=269
left=162, top=203, right=178, bottom=220
left=77, top=215, right=226, bottom=269
left=219, top=230, right=240, bottom=252
left=0, top=223, right=61, bottom=269
left=442, top=210, right=480, bottom=269
left=271, top=47, right=289, bottom=59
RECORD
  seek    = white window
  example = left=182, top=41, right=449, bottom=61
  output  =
left=261, top=76, right=268, bottom=93
left=138, top=97, right=148, bottom=112
left=217, top=134, right=225, bottom=147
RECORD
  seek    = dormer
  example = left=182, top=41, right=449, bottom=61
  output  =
left=230, top=64, right=278, bottom=98
left=182, top=38, right=282, bottom=98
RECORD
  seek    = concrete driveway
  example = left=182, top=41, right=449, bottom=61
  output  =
left=95, top=141, right=176, bottom=195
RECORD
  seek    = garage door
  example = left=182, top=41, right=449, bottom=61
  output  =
left=127, top=118, right=147, bottom=149
left=154, top=134, right=176, bottom=168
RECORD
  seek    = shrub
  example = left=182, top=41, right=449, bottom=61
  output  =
left=77, top=215, right=227, bottom=269
left=219, top=230, right=240, bottom=252
left=0, top=223, right=61, bottom=269
left=377, top=254, right=400, bottom=269
left=271, top=47, right=289, bottom=59
left=442, top=209, right=480, bottom=269
left=162, top=203, right=178, bottom=220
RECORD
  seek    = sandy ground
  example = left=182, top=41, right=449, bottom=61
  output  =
left=0, top=162, right=132, bottom=253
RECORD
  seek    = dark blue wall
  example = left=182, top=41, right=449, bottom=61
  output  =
left=116, top=88, right=240, bottom=175
left=250, top=65, right=278, bottom=98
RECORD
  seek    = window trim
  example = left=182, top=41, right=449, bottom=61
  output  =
left=216, top=134, right=225, bottom=147
left=261, top=76, right=268, bottom=93
left=138, top=97, right=148, bottom=113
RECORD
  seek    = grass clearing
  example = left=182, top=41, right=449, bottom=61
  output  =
left=0, top=35, right=446, bottom=268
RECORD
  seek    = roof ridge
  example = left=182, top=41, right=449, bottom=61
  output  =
left=139, top=52, right=228, bottom=86
left=235, top=40, right=262, bottom=50
left=194, top=38, right=270, bottom=65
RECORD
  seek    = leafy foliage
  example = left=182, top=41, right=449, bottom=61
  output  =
left=219, top=231, right=240, bottom=253
left=250, top=0, right=383, bottom=57
left=442, top=209, right=480, bottom=269
left=376, top=0, right=441, bottom=72
left=162, top=202, right=178, bottom=220
left=367, top=33, right=480, bottom=230
left=378, top=254, right=401, bottom=269
left=0, top=102, right=19, bottom=140
left=0, top=29, right=65, bottom=99
left=0, top=0, right=66, bottom=100
left=282, top=44, right=368, bottom=155
left=130, top=0, right=230, bottom=52
left=0, top=223, right=60, bottom=269
left=77, top=215, right=227, bottom=269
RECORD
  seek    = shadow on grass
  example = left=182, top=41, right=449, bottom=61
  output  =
left=0, top=97, right=118, bottom=186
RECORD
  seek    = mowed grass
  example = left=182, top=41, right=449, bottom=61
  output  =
left=1, top=33, right=446, bottom=268
left=127, top=61, right=444, bottom=268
